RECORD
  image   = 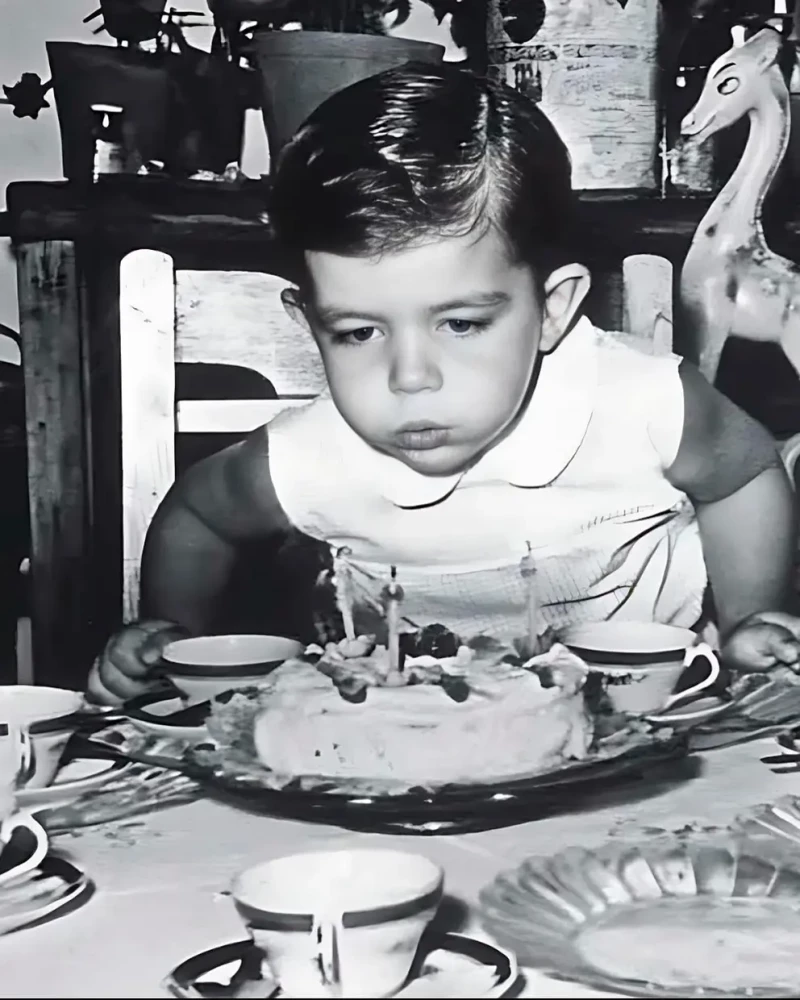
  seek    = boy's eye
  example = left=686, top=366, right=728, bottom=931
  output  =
left=443, top=318, right=487, bottom=335
left=333, top=326, right=380, bottom=345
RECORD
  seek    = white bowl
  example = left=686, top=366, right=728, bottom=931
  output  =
left=161, top=634, right=303, bottom=704
left=0, top=686, right=84, bottom=789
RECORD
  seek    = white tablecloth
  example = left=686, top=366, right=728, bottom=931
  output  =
left=0, top=737, right=794, bottom=999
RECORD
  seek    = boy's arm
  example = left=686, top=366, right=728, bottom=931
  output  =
left=140, top=424, right=291, bottom=633
left=655, top=360, right=795, bottom=639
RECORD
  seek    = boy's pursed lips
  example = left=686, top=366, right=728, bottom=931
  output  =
left=393, top=421, right=451, bottom=451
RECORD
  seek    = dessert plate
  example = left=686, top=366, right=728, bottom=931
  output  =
left=479, top=832, right=800, bottom=998
left=183, top=727, right=686, bottom=835
left=24, top=724, right=201, bottom=832
left=680, top=669, right=800, bottom=751
left=164, top=932, right=519, bottom=999
left=17, top=756, right=132, bottom=813
left=0, top=854, right=92, bottom=935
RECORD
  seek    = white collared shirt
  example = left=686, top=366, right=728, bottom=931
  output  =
left=267, top=319, right=707, bottom=639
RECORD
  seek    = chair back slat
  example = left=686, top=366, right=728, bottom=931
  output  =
left=621, top=254, right=674, bottom=354
left=120, top=249, right=177, bottom=623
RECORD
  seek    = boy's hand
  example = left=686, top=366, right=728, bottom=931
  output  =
left=87, top=620, right=190, bottom=706
left=720, top=612, right=800, bottom=674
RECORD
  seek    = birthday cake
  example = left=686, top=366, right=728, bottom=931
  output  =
left=207, top=626, right=595, bottom=787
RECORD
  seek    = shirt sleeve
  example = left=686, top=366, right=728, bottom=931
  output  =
left=659, top=359, right=783, bottom=504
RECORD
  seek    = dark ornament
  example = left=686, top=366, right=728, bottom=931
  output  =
left=3, top=73, right=51, bottom=120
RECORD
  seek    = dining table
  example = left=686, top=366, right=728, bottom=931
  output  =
left=0, top=734, right=796, bottom=999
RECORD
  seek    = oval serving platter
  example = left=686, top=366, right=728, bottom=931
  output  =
left=182, top=727, right=687, bottom=835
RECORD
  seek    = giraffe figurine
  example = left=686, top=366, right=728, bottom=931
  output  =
left=679, top=27, right=800, bottom=384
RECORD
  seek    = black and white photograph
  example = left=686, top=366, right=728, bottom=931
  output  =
left=5, top=0, right=800, bottom=996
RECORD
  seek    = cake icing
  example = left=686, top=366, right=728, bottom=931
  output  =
left=242, top=636, right=594, bottom=786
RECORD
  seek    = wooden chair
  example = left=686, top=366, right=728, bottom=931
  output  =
left=119, top=249, right=675, bottom=622
left=119, top=249, right=327, bottom=622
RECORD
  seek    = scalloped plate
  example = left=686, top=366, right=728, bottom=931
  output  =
left=479, top=833, right=800, bottom=998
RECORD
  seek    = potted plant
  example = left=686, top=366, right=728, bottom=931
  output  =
left=209, top=0, right=486, bottom=158
left=91, top=0, right=169, bottom=43
left=5, top=2, right=254, bottom=182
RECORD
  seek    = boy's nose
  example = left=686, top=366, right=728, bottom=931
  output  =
left=388, top=339, right=443, bottom=395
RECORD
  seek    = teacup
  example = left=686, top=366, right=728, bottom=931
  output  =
left=562, top=621, right=721, bottom=716
left=231, top=849, right=444, bottom=998
left=161, top=634, right=303, bottom=704
left=0, top=686, right=84, bottom=789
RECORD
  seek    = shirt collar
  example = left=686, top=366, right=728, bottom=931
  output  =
left=331, top=316, right=599, bottom=508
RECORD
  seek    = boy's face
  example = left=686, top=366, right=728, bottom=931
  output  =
left=293, top=229, right=584, bottom=477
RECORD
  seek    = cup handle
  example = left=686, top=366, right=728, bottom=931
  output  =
left=664, top=642, right=721, bottom=709
left=0, top=723, right=35, bottom=800
left=312, top=916, right=342, bottom=996
left=15, top=726, right=35, bottom=788
left=0, top=810, right=48, bottom=886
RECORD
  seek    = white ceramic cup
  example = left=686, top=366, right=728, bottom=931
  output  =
left=0, top=686, right=84, bottom=790
left=231, top=849, right=444, bottom=998
left=0, top=726, right=48, bottom=885
left=161, top=634, right=303, bottom=704
left=562, top=622, right=721, bottom=716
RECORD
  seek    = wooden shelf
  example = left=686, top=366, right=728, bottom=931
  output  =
left=8, top=178, right=800, bottom=270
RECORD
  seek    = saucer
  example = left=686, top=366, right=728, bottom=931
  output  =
left=645, top=696, right=732, bottom=726
left=164, top=932, right=519, bottom=999
left=122, top=691, right=210, bottom=743
left=17, top=756, right=132, bottom=813
left=0, top=854, right=92, bottom=935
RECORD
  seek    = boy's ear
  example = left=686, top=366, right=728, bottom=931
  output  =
left=539, top=263, right=591, bottom=352
left=281, top=286, right=313, bottom=333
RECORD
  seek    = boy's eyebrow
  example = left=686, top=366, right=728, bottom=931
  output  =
left=432, top=291, right=512, bottom=312
left=314, top=291, right=512, bottom=325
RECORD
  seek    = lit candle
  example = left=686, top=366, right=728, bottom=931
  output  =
left=333, top=547, right=356, bottom=642
left=520, top=541, right=539, bottom=655
left=381, top=565, right=404, bottom=674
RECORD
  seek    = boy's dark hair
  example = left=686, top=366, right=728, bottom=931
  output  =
left=267, top=62, right=576, bottom=281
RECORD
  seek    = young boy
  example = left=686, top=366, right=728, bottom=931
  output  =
left=90, top=63, right=800, bottom=705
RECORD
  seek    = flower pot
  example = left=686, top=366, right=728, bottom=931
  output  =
left=47, top=40, right=250, bottom=181
left=47, top=42, right=173, bottom=181
left=250, top=30, right=445, bottom=161
left=209, top=0, right=294, bottom=17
